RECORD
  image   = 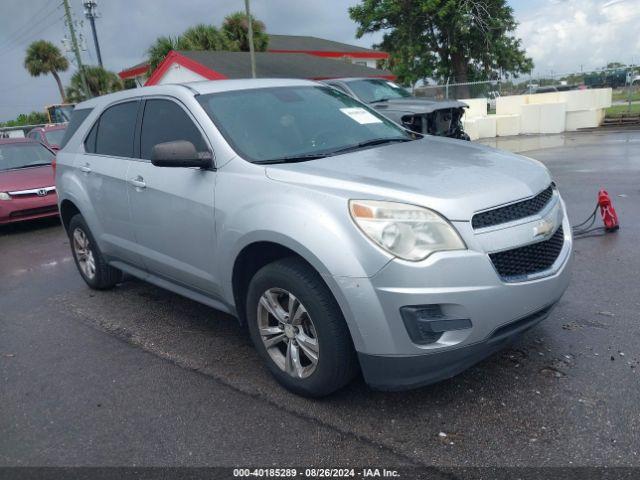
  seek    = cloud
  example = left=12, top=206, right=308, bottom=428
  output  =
left=0, top=0, right=382, bottom=121
left=517, top=0, right=640, bottom=75
left=2, top=0, right=639, bottom=121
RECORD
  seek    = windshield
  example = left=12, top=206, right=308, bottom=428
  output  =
left=197, top=86, right=412, bottom=163
left=346, top=79, right=411, bottom=103
left=44, top=128, right=66, bottom=146
left=0, top=143, right=53, bottom=171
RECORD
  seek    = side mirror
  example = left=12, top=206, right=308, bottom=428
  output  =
left=151, top=140, right=213, bottom=168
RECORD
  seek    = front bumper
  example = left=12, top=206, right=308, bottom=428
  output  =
left=359, top=302, right=555, bottom=390
left=332, top=201, right=573, bottom=390
left=0, top=193, right=59, bottom=225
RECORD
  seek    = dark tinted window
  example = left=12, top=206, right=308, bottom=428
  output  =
left=60, top=108, right=92, bottom=148
left=85, top=122, right=98, bottom=153
left=94, top=101, right=139, bottom=157
left=140, top=99, right=208, bottom=160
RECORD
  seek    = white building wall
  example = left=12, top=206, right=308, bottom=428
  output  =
left=156, top=63, right=208, bottom=85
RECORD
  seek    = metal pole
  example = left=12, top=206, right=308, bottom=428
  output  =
left=244, top=0, right=256, bottom=78
left=62, top=0, right=90, bottom=99
left=84, top=0, right=103, bottom=68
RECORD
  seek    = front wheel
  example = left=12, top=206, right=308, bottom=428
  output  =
left=246, top=258, right=358, bottom=397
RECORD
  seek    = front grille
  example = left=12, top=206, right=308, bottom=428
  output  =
left=489, top=226, right=564, bottom=281
left=472, top=185, right=554, bottom=229
left=10, top=205, right=58, bottom=218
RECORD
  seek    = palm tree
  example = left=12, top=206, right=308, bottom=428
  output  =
left=147, top=35, right=180, bottom=73
left=221, top=12, right=269, bottom=52
left=146, top=13, right=268, bottom=74
left=147, top=26, right=240, bottom=73
left=180, top=24, right=238, bottom=51
left=24, top=40, right=69, bottom=102
left=65, top=66, right=123, bottom=103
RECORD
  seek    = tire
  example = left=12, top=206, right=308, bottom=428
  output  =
left=246, top=257, right=358, bottom=397
left=68, top=214, right=121, bottom=290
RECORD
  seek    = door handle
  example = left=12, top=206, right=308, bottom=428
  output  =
left=79, top=164, right=91, bottom=173
left=129, top=176, right=146, bottom=189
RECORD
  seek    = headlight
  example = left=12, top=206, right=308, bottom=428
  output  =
left=349, top=200, right=465, bottom=261
left=0, top=192, right=11, bottom=201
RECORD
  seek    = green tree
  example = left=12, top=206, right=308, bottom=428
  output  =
left=181, top=24, right=239, bottom=51
left=24, top=40, right=69, bottom=102
left=147, top=24, right=240, bottom=72
left=147, top=35, right=180, bottom=73
left=65, top=66, right=124, bottom=103
left=146, top=13, right=269, bottom=74
left=349, top=0, right=533, bottom=96
left=0, top=111, right=49, bottom=128
left=221, top=12, right=269, bottom=52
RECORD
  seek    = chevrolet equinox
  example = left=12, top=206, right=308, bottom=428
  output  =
left=56, top=79, right=572, bottom=397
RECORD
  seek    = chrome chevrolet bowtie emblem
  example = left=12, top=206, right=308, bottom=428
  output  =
left=533, top=218, right=555, bottom=237
left=37, top=188, right=48, bottom=197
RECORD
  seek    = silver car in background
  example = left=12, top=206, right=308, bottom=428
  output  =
left=56, top=79, right=572, bottom=396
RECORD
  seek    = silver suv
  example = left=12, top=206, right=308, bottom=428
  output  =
left=56, top=79, right=572, bottom=397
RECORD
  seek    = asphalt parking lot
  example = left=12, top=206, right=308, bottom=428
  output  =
left=1, top=130, right=639, bottom=468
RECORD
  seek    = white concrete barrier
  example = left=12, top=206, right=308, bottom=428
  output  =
left=494, top=114, right=521, bottom=137
left=461, top=88, right=611, bottom=139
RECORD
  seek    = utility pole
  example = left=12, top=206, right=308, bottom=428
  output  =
left=83, top=0, right=103, bottom=68
left=244, top=0, right=256, bottom=78
left=62, top=0, right=90, bottom=99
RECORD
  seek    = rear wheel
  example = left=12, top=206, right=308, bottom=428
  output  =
left=68, top=214, right=121, bottom=289
left=246, top=257, right=358, bottom=397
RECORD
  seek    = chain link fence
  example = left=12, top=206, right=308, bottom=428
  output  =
left=414, top=66, right=640, bottom=116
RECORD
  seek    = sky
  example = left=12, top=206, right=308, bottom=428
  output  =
left=1, top=0, right=639, bottom=121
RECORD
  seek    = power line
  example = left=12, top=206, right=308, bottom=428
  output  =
left=0, top=2, right=62, bottom=52
left=0, top=16, right=65, bottom=60
left=0, top=1, right=56, bottom=49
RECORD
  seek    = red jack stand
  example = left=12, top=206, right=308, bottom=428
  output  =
left=598, top=189, right=620, bottom=232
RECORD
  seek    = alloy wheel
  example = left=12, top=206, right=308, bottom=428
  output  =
left=72, top=227, right=96, bottom=280
left=257, top=288, right=319, bottom=379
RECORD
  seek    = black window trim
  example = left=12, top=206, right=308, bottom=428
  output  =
left=137, top=95, right=216, bottom=169
left=81, top=98, right=142, bottom=160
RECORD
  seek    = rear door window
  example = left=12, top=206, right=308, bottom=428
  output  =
left=140, top=99, right=208, bottom=160
left=93, top=101, right=139, bottom=158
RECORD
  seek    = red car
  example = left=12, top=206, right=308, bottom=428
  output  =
left=0, top=138, right=58, bottom=224
left=27, top=124, right=67, bottom=151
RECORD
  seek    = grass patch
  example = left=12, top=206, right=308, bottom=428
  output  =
left=606, top=103, right=640, bottom=118
left=612, top=89, right=640, bottom=102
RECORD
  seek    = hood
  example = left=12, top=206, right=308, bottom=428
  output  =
left=0, top=165, right=55, bottom=192
left=373, top=97, right=467, bottom=115
left=265, top=137, right=551, bottom=221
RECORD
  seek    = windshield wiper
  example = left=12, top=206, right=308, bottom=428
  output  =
left=327, top=137, right=412, bottom=156
left=369, top=98, right=391, bottom=104
left=255, top=153, right=330, bottom=165
left=256, top=137, right=412, bottom=164
left=10, top=163, right=51, bottom=169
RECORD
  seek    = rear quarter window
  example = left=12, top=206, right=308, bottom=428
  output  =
left=60, top=108, right=92, bottom=149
